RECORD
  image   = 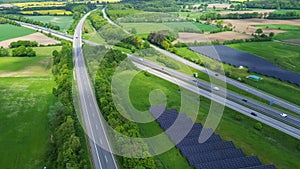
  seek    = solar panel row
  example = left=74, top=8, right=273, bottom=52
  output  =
left=195, top=156, right=261, bottom=169
left=187, top=148, right=245, bottom=165
left=180, top=141, right=235, bottom=156
left=150, top=108, right=276, bottom=169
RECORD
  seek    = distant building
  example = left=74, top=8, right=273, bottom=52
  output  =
left=246, top=75, right=262, bottom=81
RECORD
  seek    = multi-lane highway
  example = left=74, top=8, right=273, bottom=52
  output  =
left=130, top=57, right=300, bottom=139
left=129, top=56, right=300, bottom=129
left=101, top=7, right=300, bottom=117
left=73, top=12, right=118, bottom=169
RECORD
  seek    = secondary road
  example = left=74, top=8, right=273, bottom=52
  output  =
left=101, top=7, right=300, bottom=116
left=73, top=11, right=118, bottom=169
left=131, top=60, right=300, bottom=139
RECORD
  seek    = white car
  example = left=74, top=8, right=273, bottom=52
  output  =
left=280, top=113, right=287, bottom=118
left=213, top=86, right=220, bottom=91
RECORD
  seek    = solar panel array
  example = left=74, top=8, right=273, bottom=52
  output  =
left=189, top=45, right=300, bottom=86
left=150, top=107, right=276, bottom=169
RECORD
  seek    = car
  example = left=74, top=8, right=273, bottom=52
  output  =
left=213, top=86, right=219, bottom=91
left=215, top=73, right=219, bottom=76
left=242, top=99, right=248, bottom=102
left=250, top=112, right=257, bottom=116
left=280, top=113, right=287, bottom=118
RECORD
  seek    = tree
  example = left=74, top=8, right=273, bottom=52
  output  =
left=0, top=46, right=9, bottom=57
left=269, top=32, right=275, bottom=38
left=255, top=28, right=263, bottom=35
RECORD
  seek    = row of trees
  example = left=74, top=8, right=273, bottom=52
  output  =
left=0, top=17, right=19, bottom=25
left=94, top=49, right=156, bottom=169
left=9, top=40, right=38, bottom=48
left=199, top=12, right=265, bottom=20
left=1, top=14, right=60, bottom=30
left=46, top=44, right=90, bottom=169
left=245, top=0, right=300, bottom=9
left=268, top=11, right=300, bottom=19
left=87, top=10, right=108, bottom=30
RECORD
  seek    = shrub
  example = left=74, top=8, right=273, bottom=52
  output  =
left=254, top=122, right=263, bottom=131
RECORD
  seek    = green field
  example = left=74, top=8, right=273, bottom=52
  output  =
left=24, top=15, right=74, bottom=32
left=0, top=77, right=55, bottom=169
left=0, top=45, right=59, bottom=168
left=0, top=46, right=61, bottom=77
left=229, top=41, right=300, bottom=74
left=254, top=24, right=300, bottom=40
left=123, top=70, right=300, bottom=169
left=121, top=22, right=219, bottom=34
left=272, top=9, right=300, bottom=15
left=0, top=24, right=36, bottom=41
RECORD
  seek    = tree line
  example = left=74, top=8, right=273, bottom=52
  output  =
left=245, top=0, right=300, bottom=9
left=94, top=49, right=156, bottom=169
left=0, top=14, right=60, bottom=30
left=45, top=44, right=91, bottom=169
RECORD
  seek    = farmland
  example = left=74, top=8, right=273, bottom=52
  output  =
left=20, top=10, right=72, bottom=15
left=24, top=15, right=74, bottom=32
left=253, top=24, right=300, bottom=40
left=125, top=70, right=300, bottom=169
left=0, top=77, right=55, bottom=169
left=0, top=24, right=35, bottom=41
left=0, top=45, right=57, bottom=168
left=0, top=46, right=61, bottom=77
left=120, top=22, right=220, bottom=34
left=229, top=41, right=300, bottom=74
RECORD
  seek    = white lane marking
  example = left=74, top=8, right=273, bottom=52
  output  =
left=104, top=155, right=108, bottom=163
left=96, top=124, right=99, bottom=130
left=100, top=138, right=103, bottom=145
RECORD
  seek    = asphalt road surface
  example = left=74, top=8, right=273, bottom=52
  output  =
left=73, top=11, right=118, bottom=169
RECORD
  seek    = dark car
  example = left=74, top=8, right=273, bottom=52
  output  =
left=250, top=112, right=257, bottom=116
left=242, top=99, right=248, bottom=102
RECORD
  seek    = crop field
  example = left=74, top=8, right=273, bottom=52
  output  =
left=190, top=45, right=300, bottom=86
left=24, top=15, right=74, bottom=32
left=12, top=1, right=66, bottom=8
left=0, top=24, right=35, bottom=41
left=121, top=22, right=219, bottom=34
left=0, top=77, right=55, bottom=169
left=254, top=24, right=300, bottom=40
left=20, top=10, right=72, bottom=15
left=0, top=46, right=61, bottom=77
left=123, top=70, right=300, bottom=169
left=229, top=42, right=300, bottom=74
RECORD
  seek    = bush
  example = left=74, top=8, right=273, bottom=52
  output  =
left=254, top=122, right=263, bottom=131
left=12, top=46, right=36, bottom=57
left=0, top=46, right=9, bottom=57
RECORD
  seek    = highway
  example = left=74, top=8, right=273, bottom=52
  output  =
left=73, top=12, right=118, bottom=169
left=129, top=56, right=300, bottom=129
left=101, top=7, right=300, bottom=117
left=130, top=59, right=300, bottom=139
